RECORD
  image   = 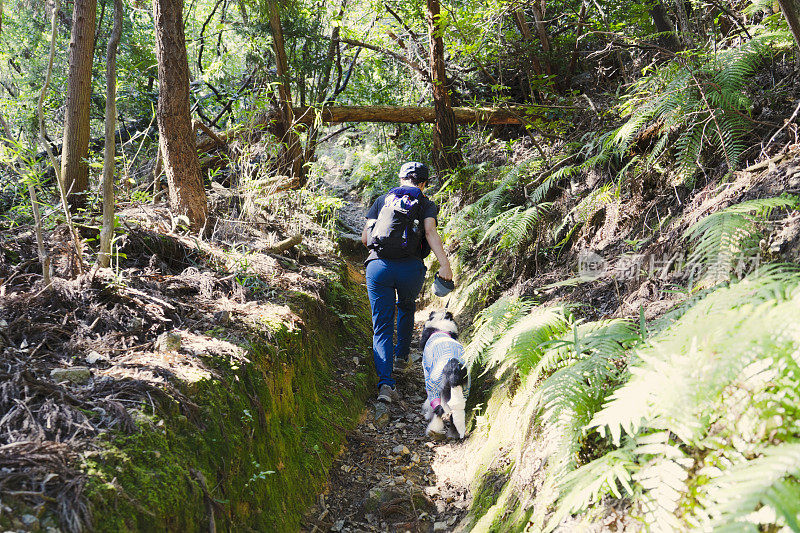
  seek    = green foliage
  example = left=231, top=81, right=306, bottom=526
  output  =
left=465, top=295, right=536, bottom=370
left=684, top=195, right=798, bottom=284
left=301, top=189, right=344, bottom=233
left=84, top=267, right=373, bottom=532
left=476, top=202, right=550, bottom=253
left=545, top=447, right=637, bottom=532
left=615, top=34, right=775, bottom=183
left=565, top=266, right=800, bottom=531
left=442, top=160, right=544, bottom=270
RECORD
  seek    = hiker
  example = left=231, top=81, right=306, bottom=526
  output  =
left=361, top=161, right=454, bottom=403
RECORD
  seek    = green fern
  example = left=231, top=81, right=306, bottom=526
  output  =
left=477, top=202, right=551, bottom=252
left=580, top=267, right=800, bottom=530
left=544, top=447, right=637, bottom=532
left=482, top=305, right=572, bottom=375
left=615, top=35, right=774, bottom=182
left=684, top=195, right=798, bottom=285
left=695, top=444, right=800, bottom=531
left=465, top=296, right=535, bottom=368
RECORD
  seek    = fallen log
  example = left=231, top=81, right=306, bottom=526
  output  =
left=194, top=103, right=574, bottom=171
left=286, top=105, right=556, bottom=125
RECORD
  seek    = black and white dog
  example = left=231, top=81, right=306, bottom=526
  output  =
left=419, top=310, right=470, bottom=439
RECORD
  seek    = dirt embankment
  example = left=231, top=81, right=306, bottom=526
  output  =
left=0, top=189, right=374, bottom=531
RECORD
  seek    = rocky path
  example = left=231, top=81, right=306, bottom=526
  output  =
left=302, top=180, right=474, bottom=533
left=301, top=342, right=472, bottom=533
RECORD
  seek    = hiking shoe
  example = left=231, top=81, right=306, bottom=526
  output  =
left=377, top=384, right=400, bottom=403
left=396, top=355, right=413, bottom=373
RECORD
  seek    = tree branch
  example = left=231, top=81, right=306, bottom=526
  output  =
left=338, top=37, right=431, bottom=82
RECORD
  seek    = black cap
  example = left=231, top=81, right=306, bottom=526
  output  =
left=398, top=162, right=430, bottom=182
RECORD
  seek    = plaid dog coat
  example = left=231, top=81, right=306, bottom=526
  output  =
left=422, top=331, right=470, bottom=409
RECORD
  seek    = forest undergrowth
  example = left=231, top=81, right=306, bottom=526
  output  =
left=402, top=28, right=800, bottom=533
left=0, top=168, right=377, bottom=531
left=6, top=0, right=800, bottom=530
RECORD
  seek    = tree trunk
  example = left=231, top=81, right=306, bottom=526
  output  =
left=303, top=0, right=347, bottom=164
left=237, top=0, right=248, bottom=24
left=61, top=0, right=97, bottom=208
left=267, top=0, right=305, bottom=182
left=673, top=0, right=694, bottom=48
left=567, top=0, right=589, bottom=83
left=98, top=0, right=122, bottom=268
left=512, top=9, right=544, bottom=101
left=779, top=0, right=800, bottom=50
left=427, top=0, right=461, bottom=173
left=41, top=0, right=83, bottom=276
left=154, top=0, right=208, bottom=231
left=650, top=3, right=680, bottom=51
left=529, top=2, right=554, bottom=76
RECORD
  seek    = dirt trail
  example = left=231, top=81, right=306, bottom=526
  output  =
left=303, top=184, right=474, bottom=533
left=302, top=336, right=473, bottom=533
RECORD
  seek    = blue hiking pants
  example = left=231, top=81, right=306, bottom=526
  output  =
left=365, top=258, right=427, bottom=390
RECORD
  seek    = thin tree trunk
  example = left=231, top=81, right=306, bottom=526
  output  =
left=41, top=0, right=83, bottom=276
left=530, top=2, right=553, bottom=76
left=98, top=0, right=122, bottom=268
left=303, top=0, right=347, bottom=164
left=567, top=0, right=589, bottom=83
left=427, top=0, right=461, bottom=173
left=61, top=0, right=97, bottom=208
left=0, top=94, right=49, bottom=283
left=673, top=0, right=694, bottom=48
left=267, top=0, right=305, bottom=181
left=514, top=9, right=543, bottom=76
left=154, top=0, right=208, bottom=231
left=650, top=3, right=680, bottom=51
left=197, top=0, right=224, bottom=74
left=512, top=9, right=544, bottom=102
left=779, top=0, right=800, bottom=50
left=237, top=0, right=247, bottom=24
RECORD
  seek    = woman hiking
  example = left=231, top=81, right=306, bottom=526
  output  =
left=361, top=161, right=454, bottom=403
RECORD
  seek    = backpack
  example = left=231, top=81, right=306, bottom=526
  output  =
left=367, top=186, right=426, bottom=259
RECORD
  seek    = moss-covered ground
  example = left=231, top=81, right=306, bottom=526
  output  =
left=83, top=270, right=373, bottom=532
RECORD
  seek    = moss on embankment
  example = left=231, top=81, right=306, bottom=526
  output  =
left=84, top=269, right=373, bottom=532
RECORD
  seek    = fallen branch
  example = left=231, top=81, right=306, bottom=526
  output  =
left=285, top=104, right=562, bottom=125
left=744, top=149, right=791, bottom=172
left=764, top=99, right=800, bottom=153
left=193, top=119, right=226, bottom=147
left=266, top=234, right=302, bottom=254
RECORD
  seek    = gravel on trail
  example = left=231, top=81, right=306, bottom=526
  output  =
left=301, top=330, right=473, bottom=533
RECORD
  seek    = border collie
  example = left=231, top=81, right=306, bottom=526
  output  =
left=419, top=310, right=470, bottom=439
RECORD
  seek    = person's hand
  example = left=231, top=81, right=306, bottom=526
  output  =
left=438, top=264, right=453, bottom=281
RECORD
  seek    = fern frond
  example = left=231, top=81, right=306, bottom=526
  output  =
left=695, top=444, right=800, bottom=531
left=476, top=202, right=550, bottom=252
left=684, top=196, right=799, bottom=284
left=465, top=296, right=535, bottom=368
left=545, top=447, right=637, bottom=532
left=458, top=265, right=502, bottom=313
left=483, top=305, right=573, bottom=374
